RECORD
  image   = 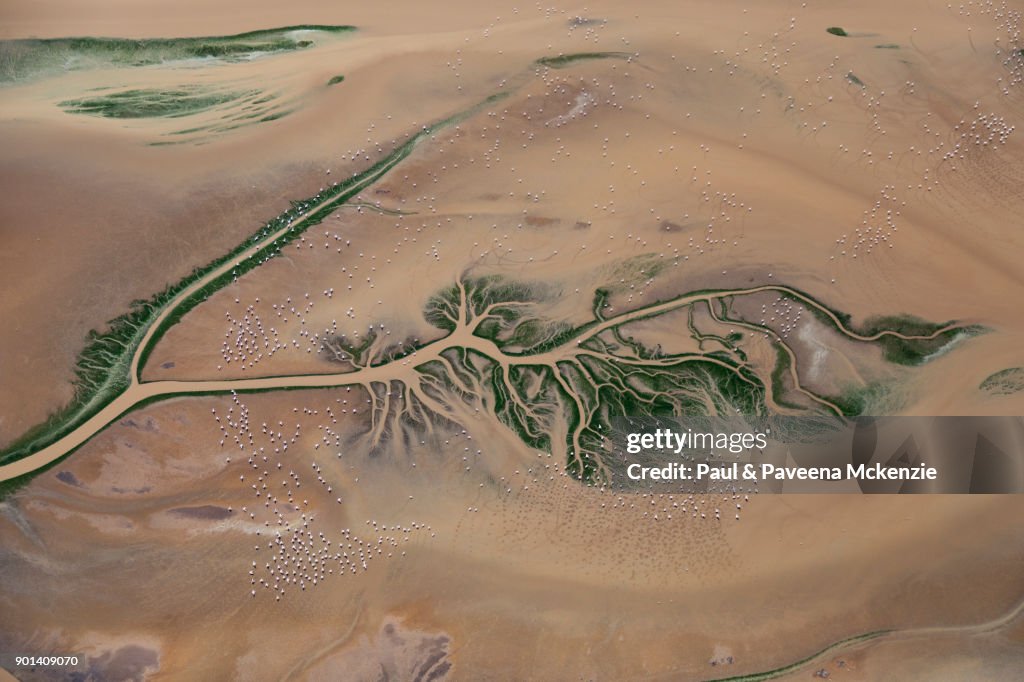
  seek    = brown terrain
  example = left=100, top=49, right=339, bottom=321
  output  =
left=1, top=0, right=1023, bottom=680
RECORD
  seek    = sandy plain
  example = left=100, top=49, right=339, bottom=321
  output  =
left=1, top=0, right=1023, bottom=679
left=2, top=392, right=1022, bottom=680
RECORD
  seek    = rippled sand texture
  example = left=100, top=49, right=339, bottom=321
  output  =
left=2, top=0, right=1024, bottom=679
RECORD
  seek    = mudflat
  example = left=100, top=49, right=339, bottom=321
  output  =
left=1, top=0, right=1022, bottom=679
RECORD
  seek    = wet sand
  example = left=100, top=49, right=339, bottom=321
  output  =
left=2, top=0, right=1024, bottom=679
left=2, top=0, right=1022, bottom=439
left=1, top=392, right=1022, bottom=679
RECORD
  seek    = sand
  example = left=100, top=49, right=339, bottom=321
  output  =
left=1, top=392, right=1022, bottom=679
left=2, top=0, right=1023, bottom=679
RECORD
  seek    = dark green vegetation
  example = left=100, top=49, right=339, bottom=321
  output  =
left=0, top=385, right=328, bottom=500
left=327, top=74, right=346, bottom=86
left=875, top=327, right=968, bottom=365
left=321, top=330, right=385, bottom=368
left=137, top=92, right=511, bottom=373
left=980, top=367, right=1024, bottom=396
left=1, top=280, right=188, bottom=474
left=0, top=92, right=509, bottom=477
left=830, top=382, right=891, bottom=417
left=0, top=264, right=971, bottom=496
left=58, top=85, right=298, bottom=143
left=417, top=278, right=968, bottom=483
left=535, top=52, right=631, bottom=68
left=0, top=25, right=355, bottom=83
left=826, top=27, right=849, bottom=37
left=875, top=44, right=901, bottom=49
left=753, top=294, right=975, bottom=368
left=166, top=91, right=296, bottom=141
left=0, top=56, right=972, bottom=495
left=861, top=315, right=978, bottom=366
left=60, top=86, right=252, bottom=118
left=703, top=630, right=891, bottom=682
left=846, top=72, right=865, bottom=87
